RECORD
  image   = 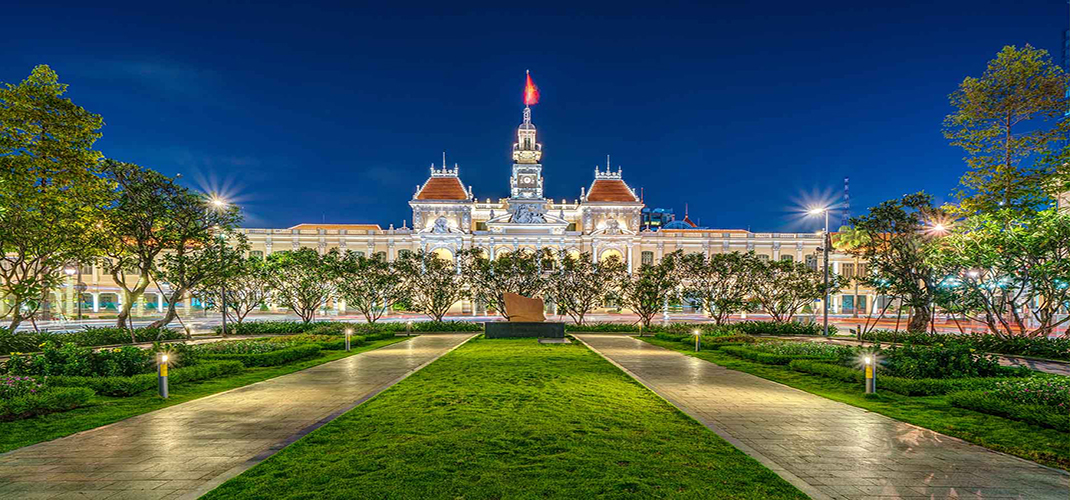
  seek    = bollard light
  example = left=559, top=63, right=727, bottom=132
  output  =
left=693, top=329, right=701, bottom=352
left=406, top=320, right=413, bottom=336
left=158, top=354, right=169, bottom=399
left=864, top=356, right=876, bottom=394
left=638, top=322, right=644, bottom=337
left=344, top=328, right=352, bottom=352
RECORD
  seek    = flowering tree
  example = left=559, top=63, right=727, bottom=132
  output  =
left=547, top=251, right=626, bottom=325
left=395, top=250, right=466, bottom=322
left=617, top=251, right=682, bottom=328
left=681, top=251, right=757, bottom=325
left=462, top=248, right=548, bottom=319
left=930, top=209, right=1070, bottom=338
left=195, top=254, right=271, bottom=325
left=266, top=248, right=337, bottom=323
left=749, top=257, right=846, bottom=323
left=332, top=251, right=403, bottom=324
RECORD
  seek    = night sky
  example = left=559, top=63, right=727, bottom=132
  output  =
left=4, top=1, right=1066, bottom=231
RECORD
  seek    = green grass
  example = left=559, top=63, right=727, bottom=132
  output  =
left=0, top=336, right=411, bottom=453
left=203, top=337, right=808, bottom=500
left=640, top=337, right=1070, bottom=471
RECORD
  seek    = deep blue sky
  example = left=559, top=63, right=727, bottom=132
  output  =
left=4, top=1, right=1067, bottom=231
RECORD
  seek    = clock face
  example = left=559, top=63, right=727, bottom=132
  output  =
left=521, top=175, right=533, bottom=185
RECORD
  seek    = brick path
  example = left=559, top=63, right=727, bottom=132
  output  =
left=575, top=334, right=1069, bottom=500
left=0, top=333, right=475, bottom=500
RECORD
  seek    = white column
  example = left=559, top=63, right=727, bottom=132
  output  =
left=92, top=293, right=100, bottom=313
left=626, top=246, right=633, bottom=274
left=157, top=294, right=164, bottom=312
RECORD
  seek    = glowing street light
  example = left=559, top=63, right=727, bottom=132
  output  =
left=864, top=355, right=876, bottom=394
left=693, top=328, right=701, bottom=352
left=158, top=353, right=170, bottom=398
left=207, top=196, right=232, bottom=337
left=345, top=328, right=353, bottom=352
left=808, top=206, right=831, bottom=337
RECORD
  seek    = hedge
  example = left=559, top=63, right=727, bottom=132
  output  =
left=948, top=390, right=1069, bottom=432
left=217, top=320, right=482, bottom=336
left=733, top=321, right=835, bottom=336
left=720, top=346, right=831, bottom=365
left=199, top=344, right=322, bottom=367
left=48, top=361, right=244, bottom=397
left=786, top=359, right=1026, bottom=396
left=0, top=387, right=94, bottom=421
left=0, top=327, right=184, bottom=354
left=859, top=330, right=1070, bottom=361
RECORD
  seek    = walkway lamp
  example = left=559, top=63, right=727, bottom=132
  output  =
left=158, top=353, right=170, bottom=399
left=406, top=320, right=413, bottom=336
left=693, top=328, right=701, bottom=352
left=864, top=355, right=876, bottom=394
left=808, top=207, right=831, bottom=336
left=208, top=196, right=230, bottom=337
left=345, top=328, right=352, bottom=351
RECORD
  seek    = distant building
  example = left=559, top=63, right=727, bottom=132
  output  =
left=641, top=207, right=674, bottom=231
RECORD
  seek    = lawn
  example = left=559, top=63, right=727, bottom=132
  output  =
left=639, top=337, right=1070, bottom=471
left=203, top=337, right=808, bottom=500
left=0, top=336, right=411, bottom=453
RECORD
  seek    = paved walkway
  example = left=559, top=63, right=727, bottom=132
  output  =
left=0, top=333, right=475, bottom=500
left=575, top=334, right=1069, bottom=500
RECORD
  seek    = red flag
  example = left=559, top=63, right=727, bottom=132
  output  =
left=524, top=71, right=539, bottom=105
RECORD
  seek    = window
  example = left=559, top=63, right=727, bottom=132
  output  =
left=841, top=263, right=854, bottom=279
left=757, top=254, right=770, bottom=261
left=779, top=255, right=793, bottom=262
left=805, top=254, right=818, bottom=271
left=250, top=250, right=264, bottom=259
left=355, top=251, right=365, bottom=258
left=857, top=263, right=867, bottom=278
left=374, top=251, right=386, bottom=260
left=398, top=249, right=412, bottom=259
left=641, top=251, right=654, bottom=266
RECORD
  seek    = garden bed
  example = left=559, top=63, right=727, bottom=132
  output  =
left=48, top=361, right=244, bottom=397
left=0, top=327, right=185, bottom=355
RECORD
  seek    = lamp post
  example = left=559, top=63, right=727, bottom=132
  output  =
left=809, top=207, right=831, bottom=336
left=209, top=197, right=229, bottom=337
left=158, top=353, right=170, bottom=398
left=864, top=355, right=876, bottom=394
left=345, top=328, right=352, bottom=351
left=693, top=328, right=701, bottom=352
left=64, top=266, right=76, bottom=320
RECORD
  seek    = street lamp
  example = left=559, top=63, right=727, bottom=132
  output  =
left=208, top=196, right=230, bottom=336
left=808, top=206, right=831, bottom=336
left=64, top=266, right=76, bottom=320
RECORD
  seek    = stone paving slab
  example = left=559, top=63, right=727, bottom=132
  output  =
left=575, top=334, right=1070, bottom=500
left=0, top=333, right=475, bottom=500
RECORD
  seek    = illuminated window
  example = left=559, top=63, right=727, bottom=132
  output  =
left=641, top=251, right=654, bottom=266
left=779, top=255, right=793, bottom=262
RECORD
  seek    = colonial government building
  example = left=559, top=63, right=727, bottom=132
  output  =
left=51, top=100, right=880, bottom=319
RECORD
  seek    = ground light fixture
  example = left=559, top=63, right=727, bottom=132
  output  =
left=864, top=355, right=876, bottom=394
left=693, top=329, right=701, bottom=352
left=406, top=320, right=413, bottom=336
left=158, top=354, right=170, bottom=399
left=345, top=328, right=352, bottom=351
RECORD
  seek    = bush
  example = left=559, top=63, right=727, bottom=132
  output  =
left=948, top=390, right=1069, bottom=432
left=860, top=330, right=1070, bottom=361
left=881, top=344, right=1005, bottom=379
left=748, top=341, right=857, bottom=363
left=48, top=361, right=244, bottom=397
left=0, top=327, right=184, bottom=354
left=983, top=377, right=1069, bottom=409
left=720, top=346, right=829, bottom=365
left=218, top=320, right=483, bottom=336
left=266, top=334, right=367, bottom=350
left=3, top=343, right=152, bottom=378
left=787, top=359, right=1026, bottom=396
left=734, top=321, right=834, bottom=336
left=194, top=340, right=289, bottom=355
left=0, top=375, right=47, bottom=399
left=0, top=387, right=94, bottom=421
left=200, top=344, right=322, bottom=368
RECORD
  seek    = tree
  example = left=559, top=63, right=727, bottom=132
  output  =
left=197, top=255, right=272, bottom=325
left=850, top=192, right=946, bottom=332
left=944, top=45, right=1070, bottom=215
left=680, top=251, right=757, bottom=325
left=147, top=199, right=244, bottom=329
left=832, top=226, right=872, bottom=318
left=266, top=248, right=336, bottom=323
left=617, top=251, right=682, bottom=329
left=750, top=257, right=845, bottom=323
left=930, top=208, right=1070, bottom=338
left=395, top=250, right=467, bottom=322
left=462, top=248, right=548, bottom=319
left=0, top=65, right=113, bottom=330
left=153, top=229, right=247, bottom=331
left=332, top=251, right=403, bottom=324
left=546, top=251, right=626, bottom=325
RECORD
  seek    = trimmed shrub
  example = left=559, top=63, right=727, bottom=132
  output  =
left=48, top=361, right=244, bottom=397
left=881, top=344, right=1006, bottom=379
left=949, top=391, right=1069, bottom=432
left=734, top=321, right=835, bottom=336
left=0, top=327, right=184, bottom=354
left=217, top=320, right=483, bottom=336
left=0, top=387, right=94, bottom=421
left=748, top=341, right=857, bottom=363
left=0, top=375, right=47, bottom=398
left=199, top=344, right=322, bottom=368
left=860, top=330, right=1070, bottom=361
left=720, top=346, right=829, bottom=365
left=3, top=343, right=153, bottom=378
left=787, top=359, right=1026, bottom=396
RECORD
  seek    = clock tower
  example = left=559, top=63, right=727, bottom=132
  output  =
left=510, top=105, right=544, bottom=200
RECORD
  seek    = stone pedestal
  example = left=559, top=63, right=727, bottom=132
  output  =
left=484, top=322, right=564, bottom=339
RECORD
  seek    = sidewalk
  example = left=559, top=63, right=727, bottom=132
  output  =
left=0, top=333, right=475, bottom=500
left=575, top=334, right=1069, bottom=500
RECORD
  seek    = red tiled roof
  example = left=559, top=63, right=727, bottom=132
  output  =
left=587, top=179, right=638, bottom=202
left=416, top=177, right=468, bottom=200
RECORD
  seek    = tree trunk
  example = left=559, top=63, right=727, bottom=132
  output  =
left=907, top=305, right=930, bottom=333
